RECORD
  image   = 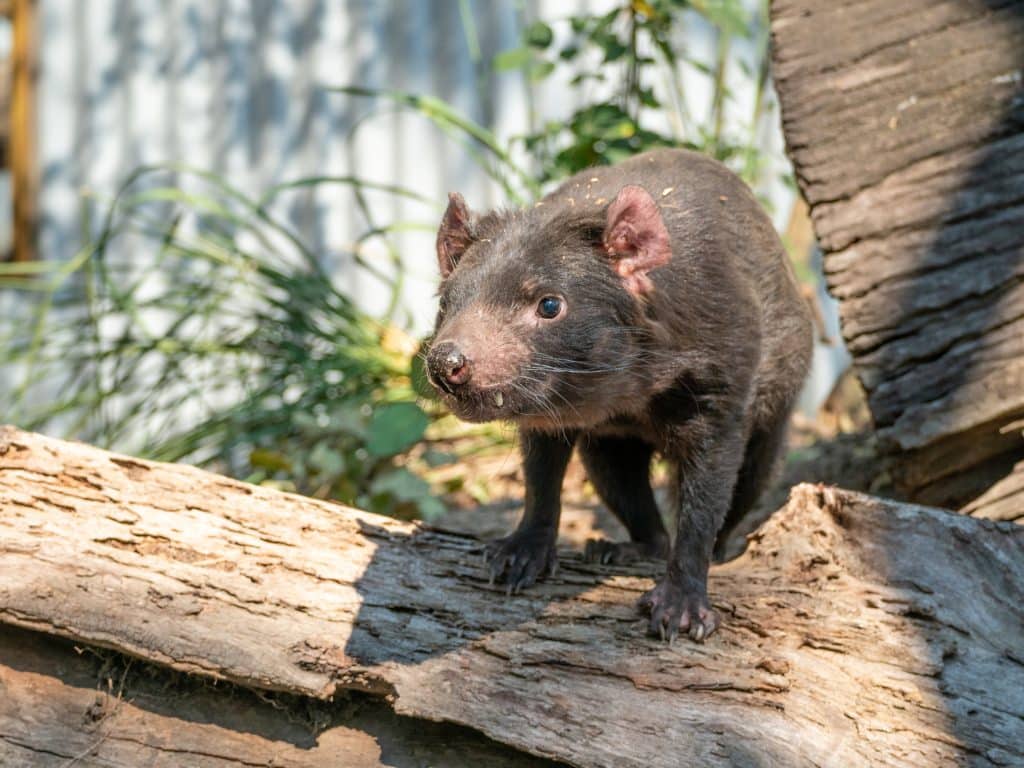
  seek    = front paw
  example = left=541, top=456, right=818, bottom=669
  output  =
left=639, top=576, right=719, bottom=643
left=484, top=528, right=558, bottom=595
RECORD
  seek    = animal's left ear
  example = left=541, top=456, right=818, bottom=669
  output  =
left=603, top=185, right=671, bottom=295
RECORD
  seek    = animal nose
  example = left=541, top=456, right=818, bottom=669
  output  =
left=444, top=350, right=469, bottom=382
left=428, top=342, right=472, bottom=391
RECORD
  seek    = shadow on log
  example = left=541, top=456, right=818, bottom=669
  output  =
left=1, top=427, right=1022, bottom=767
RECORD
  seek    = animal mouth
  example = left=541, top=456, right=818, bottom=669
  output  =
left=440, top=386, right=511, bottom=422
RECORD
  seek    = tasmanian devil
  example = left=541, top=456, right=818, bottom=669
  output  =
left=425, top=148, right=813, bottom=642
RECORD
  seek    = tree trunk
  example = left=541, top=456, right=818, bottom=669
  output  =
left=771, top=0, right=1024, bottom=510
left=1, top=426, right=1022, bottom=767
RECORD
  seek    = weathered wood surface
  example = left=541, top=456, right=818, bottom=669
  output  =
left=0, top=625, right=555, bottom=768
left=964, top=455, right=1024, bottom=524
left=771, top=0, right=1024, bottom=505
left=2, top=427, right=1023, bottom=767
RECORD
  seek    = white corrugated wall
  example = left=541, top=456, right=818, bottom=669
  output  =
left=37, top=2, right=798, bottom=316
left=22, top=0, right=847, bottom=434
left=33, top=1, right=842, bottom=411
left=39, top=1, right=537, bottom=331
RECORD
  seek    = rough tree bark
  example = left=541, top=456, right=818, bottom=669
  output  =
left=1, top=427, right=1022, bottom=767
left=0, top=625, right=556, bottom=768
left=771, top=0, right=1024, bottom=509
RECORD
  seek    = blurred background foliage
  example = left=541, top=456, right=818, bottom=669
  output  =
left=501, top=0, right=773, bottom=187
left=1, top=0, right=790, bottom=520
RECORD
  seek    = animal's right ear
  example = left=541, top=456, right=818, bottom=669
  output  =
left=436, top=192, right=475, bottom=279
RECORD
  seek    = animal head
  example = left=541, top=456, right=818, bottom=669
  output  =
left=425, top=186, right=672, bottom=429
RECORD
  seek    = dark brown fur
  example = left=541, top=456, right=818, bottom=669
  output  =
left=426, top=149, right=813, bottom=642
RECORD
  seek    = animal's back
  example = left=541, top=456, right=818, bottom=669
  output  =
left=549, top=149, right=813, bottom=548
left=550, top=148, right=812, bottom=404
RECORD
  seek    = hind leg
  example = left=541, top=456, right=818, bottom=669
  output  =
left=713, top=406, right=792, bottom=560
left=578, top=435, right=670, bottom=564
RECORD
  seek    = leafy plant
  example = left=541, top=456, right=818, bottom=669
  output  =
left=0, top=1, right=786, bottom=524
left=495, top=0, right=776, bottom=188
left=1, top=166, right=445, bottom=520
left=340, top=0, right=781, bottom=208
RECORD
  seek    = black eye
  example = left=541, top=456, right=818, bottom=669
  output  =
left=537, top=296, right=563, bottom=319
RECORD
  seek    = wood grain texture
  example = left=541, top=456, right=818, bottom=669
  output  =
left=771, top=0, right=1024, bottom=501
left=1, top=427, right=1023, bottom=767
left=0, top=626, right=557, bottom=768
left=9, top=0, right=36, bottom=262
left=963, top=455, right=1024, bottom=524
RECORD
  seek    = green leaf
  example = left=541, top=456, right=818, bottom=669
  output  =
left=524, top=21, right=553, bottom=49
left=415, top=495, right=447, bottom=521
left=292, top=411, right=321, bottom=432
left=370, top=466, right=432, bottom=501
left=328, top=403, right=369, bottom=438
left=638, top=87, right=661, bottom=108
left=686, top=56, right=713, bottom=76
left=309, top=441, right=346, bottom=477
left=410, top=342, right=437, bottom=400
left=528, top=59, right=556, bottom=82
left=365, top=402, right=429, bottom=457
left=691, top=0, right=749, bottom=37
left=593, top=33, right=628, bottom=62
left=250, top=448, right=292, bottom=472
left=422, top=449, right=458, bottom=467
left=493, top=47, right=533, bottom=71
left=569, top=72, right=606, bottom=86
left=569, top=104, right=637, bottom=140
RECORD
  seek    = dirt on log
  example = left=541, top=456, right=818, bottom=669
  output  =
left=770, top=0, right=1024, bottom=510
left=1, top=426, right=1023, bottom=767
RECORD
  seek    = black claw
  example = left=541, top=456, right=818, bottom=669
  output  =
left=640, top=577, right=719, bottom=644
left=483, top=530, right=556, bottom=595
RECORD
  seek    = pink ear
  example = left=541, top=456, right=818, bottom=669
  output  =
left=436, top=192, right=475, bottom=278
left=603, top=185, right=671, bottom=295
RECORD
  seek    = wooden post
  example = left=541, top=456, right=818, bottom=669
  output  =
left=9, top=0, right=36, bottom=262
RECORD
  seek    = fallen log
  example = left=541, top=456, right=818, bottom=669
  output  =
left=0, top=625, right=553, bottom=768
left=771, top=0, right=1024, bottom=510
left=1, top=426, right=1022, bottom=767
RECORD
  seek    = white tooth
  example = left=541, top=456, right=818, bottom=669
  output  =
left=493, top=391, right=504, bottom=407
